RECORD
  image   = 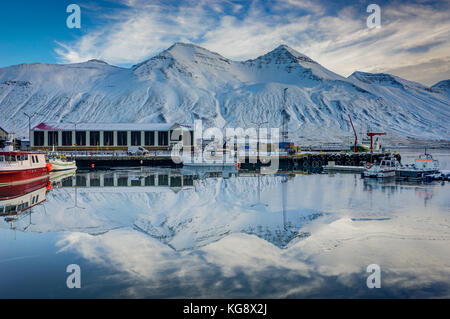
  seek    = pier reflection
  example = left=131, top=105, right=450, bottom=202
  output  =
left=0, top=167, right=321, bottom=250
left=60, top=169, right=196, bottom=191
left=1, top=158, right=449, bottom=298
left=1, top=165, right=446, bottom=250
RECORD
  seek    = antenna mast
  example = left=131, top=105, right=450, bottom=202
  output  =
left=282, top=88, right=288, bottom=143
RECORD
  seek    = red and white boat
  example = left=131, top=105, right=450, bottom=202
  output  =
left=0, top=151, right=52, bottom=185
left=363, top=156, right=399, bottom=178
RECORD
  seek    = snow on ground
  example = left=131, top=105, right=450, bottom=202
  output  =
left=1, top=43, right=449, bottom=144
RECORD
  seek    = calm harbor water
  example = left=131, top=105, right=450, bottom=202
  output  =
left=1, top=149, right=449, bottom=298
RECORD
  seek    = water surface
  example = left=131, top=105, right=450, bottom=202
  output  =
left=1, top=149, right=449, bottom=298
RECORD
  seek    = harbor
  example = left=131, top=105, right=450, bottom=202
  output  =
left=1, top=127, right=449, bottom=299
left=1, top=152, right=449, bottom=298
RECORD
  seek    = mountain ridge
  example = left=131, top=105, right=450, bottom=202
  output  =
left=0, top=42, right=449, bottom=144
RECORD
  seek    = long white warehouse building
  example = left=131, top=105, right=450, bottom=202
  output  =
left=30, top=122, right=193, bottom=151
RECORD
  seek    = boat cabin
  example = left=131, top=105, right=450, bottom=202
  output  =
left=0, top=152, right=47, bottom=168
left=379, top=159, right=398, bottom=168
left=414, top=153, right=439, bottom=171
left=0, top=186, right=47, bottom=217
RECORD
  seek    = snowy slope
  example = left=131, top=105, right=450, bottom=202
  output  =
left=0, top=174, right=322, bottom=250
left=0, top=43, right=449, bottom=143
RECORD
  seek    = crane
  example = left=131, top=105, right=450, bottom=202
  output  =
left=366, top=132, right=386, bottom=153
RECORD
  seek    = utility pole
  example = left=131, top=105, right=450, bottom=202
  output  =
left=23, top=112, right=33, bottom=141
left=282, top=88, right=289, bottom=143
left=24, top=112, right=44, bottom=147
left=281, top=88, right=289, bottom=230
left=282, top=175, right=288, bottom=231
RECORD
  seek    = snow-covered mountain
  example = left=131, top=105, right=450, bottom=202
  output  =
left=0, top=173, right=323, bottom=250
left=1, top=43, right=449, bottom=144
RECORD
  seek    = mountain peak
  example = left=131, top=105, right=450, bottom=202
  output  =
left=133, top=42, right=231, bottom=74
left=85, top=59, right=109, bottom=65
left=163, top=42, right=229, bottom=61
left=349, top=71, right=429, bottom=90
left=432, top=79, right=450, bottom=89
left=167, top=42, right=205, bottom=51
left=263, top=44, right=317, bottom=64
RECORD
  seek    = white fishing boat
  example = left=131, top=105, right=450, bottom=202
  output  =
left=0, top=134, right=51, bottom=185
left=47, top=152, right=77, bottom=172
left=363, top=156, right=399, bottom=178
left=396, top=151, right=440, bottom=180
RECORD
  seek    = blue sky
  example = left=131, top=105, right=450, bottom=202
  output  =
left=0, top=0, right=449, bottom=85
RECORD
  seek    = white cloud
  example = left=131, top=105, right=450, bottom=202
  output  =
left=55, top=0, right=450, bottom=85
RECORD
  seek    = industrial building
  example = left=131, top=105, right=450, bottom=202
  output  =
left=30, top=122, right=193, bottom=151
left=0, top=126, right=8, bottom=141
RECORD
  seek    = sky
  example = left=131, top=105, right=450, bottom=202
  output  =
left=0, top=0, right=449, bottom=86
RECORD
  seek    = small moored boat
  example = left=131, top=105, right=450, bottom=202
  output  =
left=49, top=156, right=77, bottom=172
left=396, top=151, right=440, bottom=180
left=363, top=156, right=399, bottom=178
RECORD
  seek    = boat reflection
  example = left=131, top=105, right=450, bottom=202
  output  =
left=1, top=166, right=444, bottom=250
left=0, top=177, right=51, bottom=232
left=0, top=167, right=323, bottom=250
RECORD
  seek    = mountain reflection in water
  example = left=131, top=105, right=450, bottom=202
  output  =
left=1, top=157, right=449, bottom=298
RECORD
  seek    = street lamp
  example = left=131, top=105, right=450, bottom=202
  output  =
left=23, top=112, right=43, bottom=141
left=250, top=120, right=269, bottom=209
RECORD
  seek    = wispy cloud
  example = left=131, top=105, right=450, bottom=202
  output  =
left=55, top=0, right=450, bottom=85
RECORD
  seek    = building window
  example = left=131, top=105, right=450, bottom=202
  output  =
left=103, top=131, right=113, bottom=146
left=158, top=174, right=169, bottom=186
left=183, top=175, right=194, bottom=186
left=62, top=131, right=72, bottom=146
left=48, top=131, right=58, bottom=146
left=90, top=177, right=100, bottom=187
left=75, top=131, right=86, bottom=146
left=62, top=177, right=73, bottom=187
left=76, top=175, right=86, bottom=187
left=131, top=131, right=141, bottom=146
left=145, top=175, right=155, bottom=186
left=90, top=131, right=100, bottom=146
left=131, top=179, right=141, bottom=186
left=118, top=177, right=128, bottom=186
left=170, top=176, right=182, bottom=187
left=33, top=131, right=44, bottom=146
left=117, top=131, right=127, bottom=146
left=158, top=131, right=168, bottom=146
left=144, top=131, right=155, bottom=146
left=104, top=176, right=114, bottom=186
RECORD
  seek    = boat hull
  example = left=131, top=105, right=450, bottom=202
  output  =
left=363, top=169, right=396, bottom=178
left=50, top=162, right=77, bottom=172
left=0, top=167, right=49, bottom=185
left=396, top=169, right=438, bottom=180
left=0, top=176, right=50, bottom=200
